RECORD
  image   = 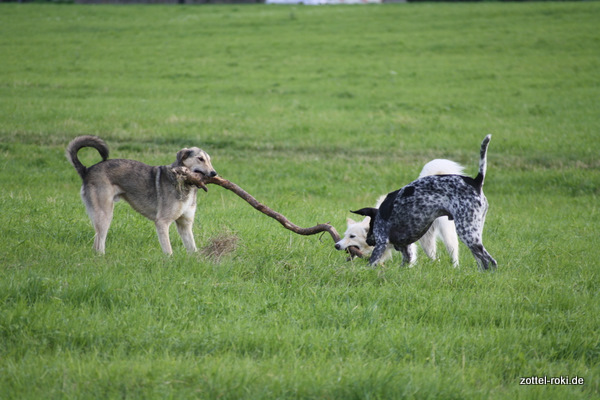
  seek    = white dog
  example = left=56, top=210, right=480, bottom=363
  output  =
left=335, top=159, right=463, bottom=266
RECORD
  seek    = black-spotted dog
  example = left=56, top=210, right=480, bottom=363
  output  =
left=351, top=135, right=497, bottom=270
left=335, top=159, right=463, bottom=266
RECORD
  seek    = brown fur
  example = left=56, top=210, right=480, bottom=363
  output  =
left=66, top=135, right=217, bottom=254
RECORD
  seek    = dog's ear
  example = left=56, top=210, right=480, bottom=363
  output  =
left=176, top=148, right=194, bottom=165
left=351, top=207, right=377, bottom=219
left=346, top=217, right=357, bottom=226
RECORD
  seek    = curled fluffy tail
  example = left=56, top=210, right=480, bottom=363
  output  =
left=474, top=134, right=492, bottom=191
left=419, top=159, right=465, bottom=178
left=65, top=135, right=109, bottom=179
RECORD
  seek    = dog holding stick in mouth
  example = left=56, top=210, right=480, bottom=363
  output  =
left=66, top=135, right=217, bottom=254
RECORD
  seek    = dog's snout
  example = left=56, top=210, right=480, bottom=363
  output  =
left=335, top=243, right=341, bottom=250
left=209, top=171, right=217, bottom=177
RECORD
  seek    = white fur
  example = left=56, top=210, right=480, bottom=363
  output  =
left=415, top=159, right=462, bottom=266
left=336, top=159, right=462, bottom=266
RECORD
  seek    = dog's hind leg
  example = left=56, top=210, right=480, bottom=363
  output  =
left=455, top=222, right=496, bottom=270
left=155, top=219, right=174, bottom=255
left=467, top=243, right=497, bottom=270
left=82, top=187, right=113, bottom=254
left=437, top=217, right=460, bottom=267
left=419, top=225, right=438, bottom=261
left=454, top=205, right=496, bottom=269
left=176, top=215, right=197, bottom=253
left=92, top=213, right=111, bottom=254
left=396, top=244, right=417, bottom=267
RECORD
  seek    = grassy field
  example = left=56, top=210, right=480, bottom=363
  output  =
left=1, top=2, right=599, bottom=399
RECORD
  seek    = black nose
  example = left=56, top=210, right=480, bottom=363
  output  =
left=335, top=244, right=341, bottom=250
left=210, top=171, right=217, bottom=177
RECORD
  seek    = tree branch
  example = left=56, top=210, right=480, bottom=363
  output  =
left=173, top=167, right=363, bottom=259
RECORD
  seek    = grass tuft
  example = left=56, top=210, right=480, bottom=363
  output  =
left=200, top=229, right=241, bottom=262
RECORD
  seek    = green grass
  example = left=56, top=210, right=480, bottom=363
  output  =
left=1, top=2, right=599, bottom=399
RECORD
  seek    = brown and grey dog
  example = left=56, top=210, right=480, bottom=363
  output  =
left=66, top=135, right=217, bottom=254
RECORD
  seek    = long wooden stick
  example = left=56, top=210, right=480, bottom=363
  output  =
left=173, top=167, right=363, bottom=259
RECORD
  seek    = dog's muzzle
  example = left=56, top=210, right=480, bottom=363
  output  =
left=194, top=168, right=218, bottom=178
